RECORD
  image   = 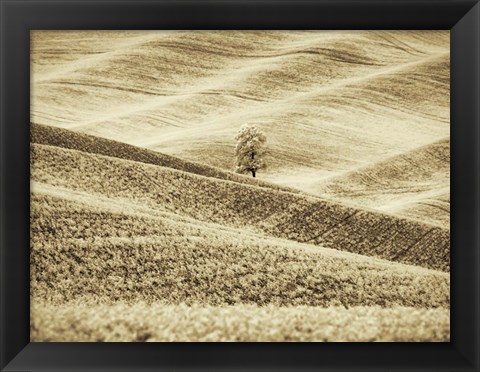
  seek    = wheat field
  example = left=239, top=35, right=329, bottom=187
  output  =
left=30, top=31, right=450, bottom=342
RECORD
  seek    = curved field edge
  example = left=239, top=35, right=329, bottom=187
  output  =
left=31, top=143, right=450, bottom=271
left=31, top=302, right=450, bottom=342
left=30, top=123, right=299, bottom=195
left=386, top=192, right=450, bottom=229
left=316, top=138, right=450, bottom=228
left=31, top=192, right=449, bottom=308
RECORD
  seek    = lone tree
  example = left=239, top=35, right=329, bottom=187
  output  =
left=234, top=124, right=267, bottom=178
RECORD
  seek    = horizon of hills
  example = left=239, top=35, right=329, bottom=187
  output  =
left=31, top=31, right=449, bottom=194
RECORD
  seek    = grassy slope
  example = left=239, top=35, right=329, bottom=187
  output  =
left=31, top=143, right=450, bottom=272
left=31, top=192, right=449, bottom=308
left=31, top=302, right=450, bottom=342
left=30, top=129, right=450, bottom=341
left=316, top=138, right=450, bottom=228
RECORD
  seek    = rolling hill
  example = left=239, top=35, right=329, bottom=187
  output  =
left=30, top=136, right=450, bottom=272
left=31, top=31, right=449, bottom=193
left=30, top=124, right=450, bottom=341
left=316, top=138, right=450, bottom=228
left=32, top=303, right=449, bottom=342
left=31, top=123, right=299, bottom=194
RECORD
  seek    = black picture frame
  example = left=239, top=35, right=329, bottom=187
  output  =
left=1, top=0, right=479, bottom=371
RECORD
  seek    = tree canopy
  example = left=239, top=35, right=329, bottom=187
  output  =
left=234, top=124, right=267, bottom=178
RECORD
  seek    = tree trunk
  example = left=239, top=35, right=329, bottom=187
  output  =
left=251, top=152, right=256, bottom=177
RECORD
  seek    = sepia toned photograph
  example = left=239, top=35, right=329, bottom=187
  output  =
left=30, top=30, right=450, bottom=342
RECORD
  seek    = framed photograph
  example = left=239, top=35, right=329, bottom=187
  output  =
left=1, top=0, right=479, bottom=371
